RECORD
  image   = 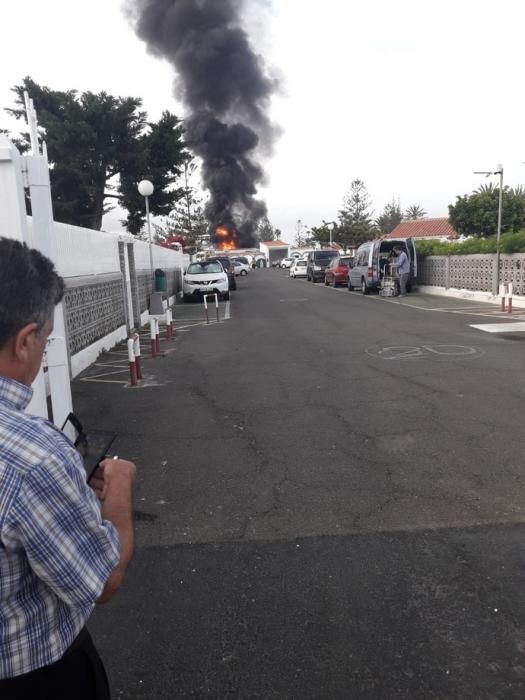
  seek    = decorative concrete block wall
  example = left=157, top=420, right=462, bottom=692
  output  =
left=64, top=274, right=126, bottom=355
left=417, top=253, right=525, bottom=295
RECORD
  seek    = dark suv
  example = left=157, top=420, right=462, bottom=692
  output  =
left=208, top=257, right=237, bottom=291
left=306, top=250, right=339, bottom=282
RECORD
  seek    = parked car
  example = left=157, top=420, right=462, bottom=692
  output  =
left=183, top=260, right=229, bottom=302
left=306, top=249, right=339, bottom=282
left=324, top=256, right=354, bottom=287
left=348, top=238, right=417, bottom=294
left=207, top=256, right=237, bottom=290
left=280, top=257, right=295, bottom=269
left=231, top=258, right=250, bottom=276
left=271, top=259, right=283, bottom=268
left=290, top=259, right=308, bottom=278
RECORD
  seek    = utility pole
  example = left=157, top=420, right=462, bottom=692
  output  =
left=473, top=164, right=504, bottom=295
left=184, top=157, right=193, bottom=240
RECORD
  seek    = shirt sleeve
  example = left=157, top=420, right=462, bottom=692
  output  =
left=3, top=451, right=120, bottom=609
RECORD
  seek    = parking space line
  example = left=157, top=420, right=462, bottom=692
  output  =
left=291, top=275, right=523, bottom=320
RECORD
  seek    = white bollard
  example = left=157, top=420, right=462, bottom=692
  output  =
left=150, top=318, right=157, bottom=357
left=133, top=333, right=142, bottom=379
left=127, top=338, right=137, bottom=386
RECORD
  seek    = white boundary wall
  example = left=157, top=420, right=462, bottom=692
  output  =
left=25, top=217, right=183, bottom=376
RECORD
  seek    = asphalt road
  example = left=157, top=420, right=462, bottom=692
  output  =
left=74, top=269, right=525, bottom=699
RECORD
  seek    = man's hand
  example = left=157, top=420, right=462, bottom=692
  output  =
left=89, top=459, right=136, bottom=502
left=95, top=458, right=136, bottom=604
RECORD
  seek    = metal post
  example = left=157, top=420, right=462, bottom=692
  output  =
left=495, top=166, right=504, bottom=296
left=146, top=195, right=154, bottom=285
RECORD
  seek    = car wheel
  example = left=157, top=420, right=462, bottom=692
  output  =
left=222, top=291, right=230, bottom=301
left=183, top=293, right=191, bottom=303
left=361, top=278, right=368, bottom=295
left=241, top=270, right=247, bottom=276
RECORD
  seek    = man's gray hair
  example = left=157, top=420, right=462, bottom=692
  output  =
left=0, top=238, right=65, bottom=348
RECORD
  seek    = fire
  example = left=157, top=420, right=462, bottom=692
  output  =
left=215, top=225, right=239, bottom=251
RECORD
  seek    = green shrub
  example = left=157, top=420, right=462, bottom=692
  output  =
left=417, top=231, right=525, bottom=256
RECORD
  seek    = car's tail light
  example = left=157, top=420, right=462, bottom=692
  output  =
left=367, top=266, right=373, bottom=278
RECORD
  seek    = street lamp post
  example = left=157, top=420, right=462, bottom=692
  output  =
left=328, top=222, right=335, bottom=248
left=138, top=179, right=155, bottom=283
left=473, top=165, right=503, bottom=295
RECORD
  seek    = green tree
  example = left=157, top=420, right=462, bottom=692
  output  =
left=337, top=179, right=376, bottom=247
left=449, top=187, right=525, bottom=237
left=404, top=204, right=427, bottom=219
left=257, top=216, right=278, bottom=242
left=5, top=77, right=187, bottom=232
left=376, top=197, right=403, bottom=234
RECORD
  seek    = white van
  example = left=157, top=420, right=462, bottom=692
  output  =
left=348, top=238, right=417, bottom=294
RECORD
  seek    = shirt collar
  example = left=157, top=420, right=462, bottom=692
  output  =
left=0, top=376, right=34, bottom=411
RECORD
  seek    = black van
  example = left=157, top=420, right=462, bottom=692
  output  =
left=306, top=249, right=339, bottom=283
left=348, top=238, right=417, bottom=294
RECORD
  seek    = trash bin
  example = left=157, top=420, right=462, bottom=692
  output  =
left=154, top=268, right=167, bottom=292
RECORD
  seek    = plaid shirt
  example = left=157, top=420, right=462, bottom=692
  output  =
left=0, top=376, right=120, bottom=679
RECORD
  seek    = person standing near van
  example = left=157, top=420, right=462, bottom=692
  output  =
left=392, top=245, right=410, bottom=296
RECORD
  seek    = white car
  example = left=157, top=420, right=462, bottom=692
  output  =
left=232, top=259, right=250, bottom=276
left=280, top=257, right=294, bottom=269
left=183, top=260, right=229, bottom=301
left=290, top=259, right=308, bottom=278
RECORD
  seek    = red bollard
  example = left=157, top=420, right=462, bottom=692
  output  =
left=155, top=318, right=160, bottom=354
left=499, top=284, right=506, bottom=312
left=165, top=309, right=170, bottom=339
left=127, top=338, right=138, bottom=386
left=150, top=318, right=157, bottom=358
left=133, top=333, right=142, bottom=379
left=168, top=309, right=174, bottom=338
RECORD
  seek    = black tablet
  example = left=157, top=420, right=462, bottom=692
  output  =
left=61, top=413, right=116, bottom=482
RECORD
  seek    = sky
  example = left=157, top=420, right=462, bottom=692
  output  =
left=2, top=0, right=525, bottom=243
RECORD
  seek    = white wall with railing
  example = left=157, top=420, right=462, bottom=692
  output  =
left=26, top=217, right=182, bottom=278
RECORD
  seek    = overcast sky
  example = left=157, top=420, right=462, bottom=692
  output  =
left=2, top=0, right=525, bottom=241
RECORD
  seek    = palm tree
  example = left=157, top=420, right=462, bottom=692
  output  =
left=475, top=182, right=498, bottom=194
left=404, top=205, right=427, bottom=219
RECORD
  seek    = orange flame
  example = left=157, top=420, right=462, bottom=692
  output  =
left=215, top=225, right=238, bottom=251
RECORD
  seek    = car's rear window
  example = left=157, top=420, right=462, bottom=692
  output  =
left=187, top=262, right=223, bottom=274
left=296, top=260, right=306, bottom=266
left=315, top=251, right=338, bottom=260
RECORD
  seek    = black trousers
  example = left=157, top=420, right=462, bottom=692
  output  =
left=0, top=628, right=110, bottom=700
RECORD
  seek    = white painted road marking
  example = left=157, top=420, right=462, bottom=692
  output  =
left=470, top=322, right=525, bottom=333
left=366, top=344, right=484, bottom=361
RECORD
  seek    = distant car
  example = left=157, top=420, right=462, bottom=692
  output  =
left=290, top=259, right=308, bottom=278
left=324, top=256, right=354, bottom=287
left=306, top=250, right=339, bottom=282
left=271, top=260, right=282, bottom=268
left=183, top=260, right=229, bottom=302
left=207, top=256, right=237, bottom=290
left=280, top=257, right=294, bottom=269
left=232, top=259, right=250, bottom=276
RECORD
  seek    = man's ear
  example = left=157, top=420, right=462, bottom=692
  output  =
left=13, top=323, right=39, bottom=363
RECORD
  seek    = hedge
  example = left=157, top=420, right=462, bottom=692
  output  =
left=416, top=231, right=525, bottom=257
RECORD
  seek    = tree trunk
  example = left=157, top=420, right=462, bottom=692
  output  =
left=89, top=168, right=107, bottom=230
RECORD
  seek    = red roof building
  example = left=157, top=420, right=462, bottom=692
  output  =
left=385, top=218, right=458, bottom=241
left=260, top=240, right=290, bottom=247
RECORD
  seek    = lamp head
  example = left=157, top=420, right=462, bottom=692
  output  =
left=138, top=180, right=154, bottom=197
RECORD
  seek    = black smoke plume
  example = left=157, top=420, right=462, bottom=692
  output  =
left=126, top=0, right=277, bottom=247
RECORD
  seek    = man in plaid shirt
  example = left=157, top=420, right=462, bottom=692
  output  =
left=0, top=238, right=136, bottom=699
